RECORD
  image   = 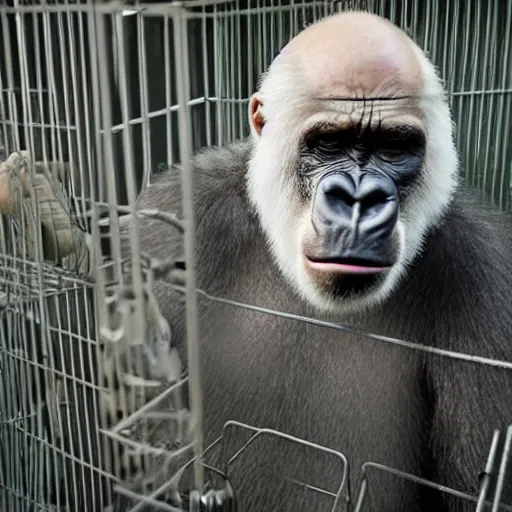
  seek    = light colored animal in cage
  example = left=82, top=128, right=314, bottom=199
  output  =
left=0, top=151, right=92, bottom=272
left=128, top=10, right=512, bottom=512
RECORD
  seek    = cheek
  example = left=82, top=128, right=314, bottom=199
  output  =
left=295, top=178, right=313, bottom=205
left=295, top=163, right=315, bottom=203
left=296, top=208, right=316, bottom=248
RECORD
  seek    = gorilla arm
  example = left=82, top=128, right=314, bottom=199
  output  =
left=415, top=192, right=512, bottom=506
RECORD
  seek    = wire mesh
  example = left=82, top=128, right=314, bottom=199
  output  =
left=0, top=1, right=511, bottom=511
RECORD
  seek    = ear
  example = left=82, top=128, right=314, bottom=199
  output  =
left=249, top=94, right=265, bottom=138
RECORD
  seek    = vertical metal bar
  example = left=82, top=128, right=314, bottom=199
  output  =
left=0, top=6, right=21, bottom=151
left=422, top=0, right=432, bottom=61
left=201, top=6, right=213, bottom=147
left=429, top=0, right=438, bottom=63
left=77, top=5, right=97, bottom=208
left=164, top=14, right=174, bottom=169
left=11, top=13, right=36, bottom=510
left=114, top=10, right=148, bottom=429
left=496, top=0, right=512, bottom=209
left=0, top=318, right=11, bottom=512
left=448, top=0, right=460, bottom=93
left=247, top=0, right=254, bottom=122
left=0, top=45, right=8, bottom=157
left=14, top=4, right=71, bottom=510
left=441, top=0, right=451, bottom=86
left=475, top=429, right=500, bottom=512
left=292, top=0, right=298, bottom=38
left=37, top=8, right=64, bottom=508
left=258, top=0, right=264, bottom=80
left=57, top=7, right=93, bottom=504
left=491, top=426, right=512, bottom=512
left=389, top=0, right=397, bottom=24
left=114, top=14, right=141, bottom=211
left=269, top=0, right=275, bottom=66
left=410, top=0, right=418, bottom=47
left=465, top=1, right=482, bottom=189
left=481, top=0, right=498, bottom=203
left=213, top=3, right=222, bottom=146
left=138, top=11, right=152, bottom=189
left=91, top=7, right=124, bottom=483
left=478, top=2, right=495, bottom=196
left=52, top=287, right=81, bottom=507
left=42, top=11, right=65, bottom=184
left=172, top=4, right=204, bottom=491
left=228, top=6, right=235, bottom=142
left=56, top=10, right=77, bottom=196
left=455, top=1, right=470, bottom=163
left=95, top=12, right=123, bottom=286
left=353, top=477, right=367, bottom=512
left=400, top=0, right=408, bottom=31
left=32, top=12, right=49, bottom=166
left=277, top=0, right=283, bottom=57
left=236, top=6, right=243, bottom=140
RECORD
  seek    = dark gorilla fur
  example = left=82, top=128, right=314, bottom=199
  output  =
left=135, top=140, right=512, bottom=511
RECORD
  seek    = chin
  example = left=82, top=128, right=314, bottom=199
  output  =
left=298, top=257, right=387, bottom=312
left=292, top=219, right=409, bottom=315
left=292, top=249, right=409, bottom=318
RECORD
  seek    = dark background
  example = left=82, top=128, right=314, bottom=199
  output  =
left=0, top=0, right=511, bottom=209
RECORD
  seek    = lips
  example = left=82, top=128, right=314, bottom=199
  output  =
left=305, top=256, right=391, bottom=275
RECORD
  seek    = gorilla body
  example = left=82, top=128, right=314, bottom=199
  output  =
left=128, top=12, right=512, bottom=512
left=135, top=141, right=512, bottom=511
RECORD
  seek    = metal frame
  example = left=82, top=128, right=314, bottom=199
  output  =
left=0, top=1, right=511, bottom=511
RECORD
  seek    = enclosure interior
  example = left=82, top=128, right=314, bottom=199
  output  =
left=0, top=1, right=511, bottom=511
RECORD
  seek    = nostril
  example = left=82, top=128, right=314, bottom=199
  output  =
left=324, top=185, right=356, bottom=207
left=361, top=190, right=390, bottom=209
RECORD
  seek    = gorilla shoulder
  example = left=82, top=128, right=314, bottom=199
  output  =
left=420, top=190, right=512, bottom=284
left=406, top=189, right=512, bottom=355
left=136, top=140, right=261, bottom=284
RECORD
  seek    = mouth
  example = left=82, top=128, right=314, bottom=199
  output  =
left=305, top=256, right=392, bottom=275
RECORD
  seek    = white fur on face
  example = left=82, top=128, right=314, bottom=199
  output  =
left=246, top=42, right=459, bottom=316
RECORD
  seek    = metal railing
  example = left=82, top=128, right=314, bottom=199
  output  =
left=0, top=1, right=511, bottom=511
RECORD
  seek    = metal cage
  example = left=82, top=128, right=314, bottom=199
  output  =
left=0, top=1, right=511, bottom=511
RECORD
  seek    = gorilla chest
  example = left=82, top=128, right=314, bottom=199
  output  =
left=198, top=297, right=426, bottom=461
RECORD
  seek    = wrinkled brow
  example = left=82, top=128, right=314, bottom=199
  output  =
left=313, top=92, right=447, bottom=102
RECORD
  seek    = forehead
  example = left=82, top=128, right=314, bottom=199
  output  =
left=301, top=97, right=426, bottom=134
left=300, top=45, right=423, bottom=101
left=283, top=14, right=424, bottom=100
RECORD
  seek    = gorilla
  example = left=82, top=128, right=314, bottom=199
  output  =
left=130, top=11, right=512, bottom=512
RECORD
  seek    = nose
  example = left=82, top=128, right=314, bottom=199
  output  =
left=314, top=172, right=399, bottom=243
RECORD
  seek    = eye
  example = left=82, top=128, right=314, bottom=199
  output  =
left=374, top=129, right=425, bottom=161
left=306, top=132, right=347, bottom=157
left=377, top=139, right=407, bottom=159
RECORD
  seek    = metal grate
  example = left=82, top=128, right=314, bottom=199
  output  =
left=0, top=1, right=511, bottom=511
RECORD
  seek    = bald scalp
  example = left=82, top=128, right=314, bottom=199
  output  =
left=250, top=11, right=432, bottom=143
left=282, top=12, right=423, bottom=98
